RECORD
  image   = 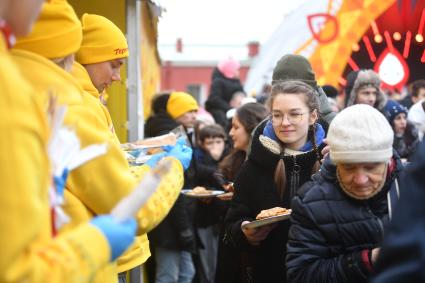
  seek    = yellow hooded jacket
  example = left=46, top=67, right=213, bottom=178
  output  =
left=11, top=50, right=184, bottom=282
left=71, top=61, right=182, bottom=272
left=0, top=35, right=112, bottom=283
left=71, top=62, right=118, bottom=144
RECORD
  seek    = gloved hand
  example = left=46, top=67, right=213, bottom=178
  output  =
left=163, top=138, right=193, bottom=170
left=90, top=215, right=137, bottom=261
left=145, top=152, right=167, bottom=168
left=53, top=168, right=69, bottom=196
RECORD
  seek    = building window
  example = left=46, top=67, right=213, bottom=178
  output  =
left=186, top=84, right=206, bottom=106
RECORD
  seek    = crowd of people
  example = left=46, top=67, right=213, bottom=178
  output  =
left=142, top=55, right=425, bottom=283
left=1, top=1, right=425, bottom=283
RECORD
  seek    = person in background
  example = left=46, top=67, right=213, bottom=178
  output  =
left=229, top=91, right=247, bottom=109
left=322, top=84, right=338, bottom=99
left=192, top=124, right=229, bottom=283
left=0, top=0, right=136, bottom=282
left=145, top=91, right=199, bottom=283
left=215, top=102, right=269, bottom=283
left=322, top=84, right=340, bottom=113
left=398, top=79, right=425, bottom=109
left=271, top=54, right=336, bottom=131
left=194, top=124, right=229, bottom=188
left=384, top=100, right=419, bottom=161
left=205, top=58, right=244, bottom=129
left=344, top=69, right=387, bottom=113
left=372, top=139, right=425, bottom=283
left=224, top=81, right=325, bottom=283
left=256, top=83, right=272, bottom=105
left=327, top=96, right=340, bottom=113
left=225, top=95, right=257, bottom=135
left=286, top=104, right=404, bottom=283
left=145, top=91, right=198, bottom=138
left=408, top=99, right=425, bottom=141
left=193, top=119, right=214, bottom=148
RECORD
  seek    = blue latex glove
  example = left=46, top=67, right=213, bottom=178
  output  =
left=145, top=152, right=167, bottom=168
left=164, top=138, right=193, bottom=170
left=162, top=137, right=187, bottom=152
left=90, top=215, right=137, bottom=261
left=53, top=168, right=69, bottom=197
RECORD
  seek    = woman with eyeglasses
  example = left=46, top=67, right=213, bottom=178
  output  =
left=224, top=80, right=325, bottom=282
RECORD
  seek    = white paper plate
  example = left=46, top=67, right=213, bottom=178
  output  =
left=242, top=212, right=291, bottom=229
left=181, top=189, right=225, bottom=198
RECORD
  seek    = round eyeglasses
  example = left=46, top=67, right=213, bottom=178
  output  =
left=271, top=112, right=307, bottom=125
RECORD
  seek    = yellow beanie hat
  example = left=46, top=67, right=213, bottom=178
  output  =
left=166, top=92, right=199, bottom=119
left=76, top=13, right=128, bottom=64
left=14, top=0, right=82, bottom=59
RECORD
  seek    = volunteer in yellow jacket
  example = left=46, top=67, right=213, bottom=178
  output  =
left=74, top=13, right=128, bottom=141
left=72, top=13, right=190, bottom=277
left=0, top=1, right=137, bottom=282
left=11, top=1, right=190, bottom=283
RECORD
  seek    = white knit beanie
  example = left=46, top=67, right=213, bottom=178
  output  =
left=328, top=104, right=394, bottom=164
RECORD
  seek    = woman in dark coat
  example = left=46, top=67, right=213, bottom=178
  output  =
left=224, top=81, right=325, bottom=283
left=214, top=102, right=269, bottom=283
left=286, top=104, right=404, bottom=283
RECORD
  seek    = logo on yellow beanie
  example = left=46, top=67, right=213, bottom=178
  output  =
left=114, top=48, right=128, bottom=55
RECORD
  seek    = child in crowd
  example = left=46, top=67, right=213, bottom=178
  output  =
left=194, top=124, right=229, bottom=188
left=192, top=124, right=229, bottom=283
left=197, top=125, right=228, bottom=164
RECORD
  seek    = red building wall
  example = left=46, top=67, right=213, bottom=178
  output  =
left=161, top=62, right=250, bottom=105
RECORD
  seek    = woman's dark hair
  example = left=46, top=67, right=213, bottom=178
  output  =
left=268, top=81, right=321, bottom=199
left=404, top=121, right=419, bottom=148
left=411, top=79, right=425, bottom=98
left=219, top=102, right=269, bottom=181
left=237, top=102, right=269, bottom=134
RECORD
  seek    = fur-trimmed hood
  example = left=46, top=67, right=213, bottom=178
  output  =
left=346, top=69, right=387, bottom=111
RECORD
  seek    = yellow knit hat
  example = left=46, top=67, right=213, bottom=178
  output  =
left=166, top=92, right=199, bottom=119
left=14, top=0, right=82, bottom=59
left=76, top=13, right=128, bottom=64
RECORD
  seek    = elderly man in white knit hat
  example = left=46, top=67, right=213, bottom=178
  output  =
left=286, top=104, right=404, bottom=283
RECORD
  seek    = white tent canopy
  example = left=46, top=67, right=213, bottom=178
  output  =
left=244, top=0, right=333, bottom=94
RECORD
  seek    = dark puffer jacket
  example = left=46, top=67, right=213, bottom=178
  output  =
left=373, top=140, right=425, bottom=283
left=286, top=155, right=403, bottom=283
left=224, top=119, right=323, bottom=283
left=205, top=68, right=244, bottom=128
